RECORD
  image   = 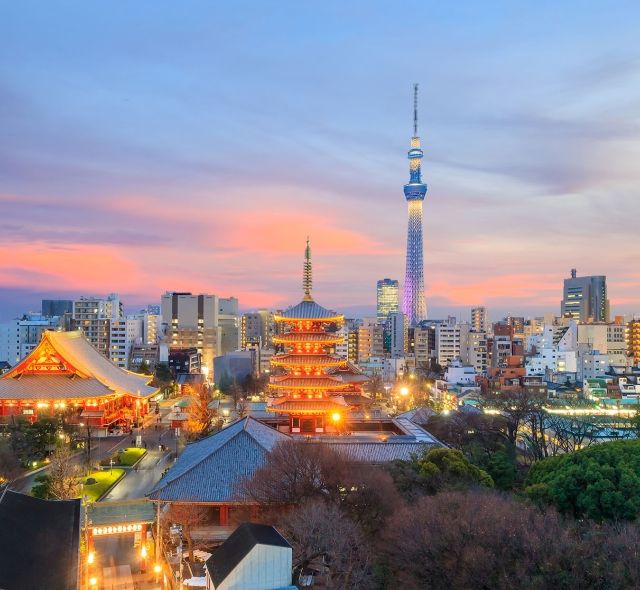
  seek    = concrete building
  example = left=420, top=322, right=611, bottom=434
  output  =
left=219, top=297, right=241, bottom=355
left=72, top=293, right=123, bottom=360
left=41, top=299, right=73, bottom=317
left=241, top=309, right=273, bottom=349
left=462, top=331, right=488, bottom=375
left=161, top=292, right=219, bottom=375
left=471, top=306, right=489, bottom=333
left=413, top=326, right=431, bottom=367
left=629, top=319, right=640, bottom=365
left=561, top=269, right=609, bottom=323
left=445, top=358, right=477, bottom=385
left=0, top=314, right=61, bottom=366
left=357, top=320, right=384, bottom=364
left=435, top=317, right=469, bottom=367
left=387, top=311, right=408, bottom=358
left=377, top=278, right=399, bottom=324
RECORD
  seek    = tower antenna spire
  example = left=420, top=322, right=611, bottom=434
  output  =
left=303, top=237, right=313, bottom=301
left=413, top=82, right=418, bottom=136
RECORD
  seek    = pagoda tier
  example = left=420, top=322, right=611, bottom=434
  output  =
left=272, top=333, right=342, bottom=346
left=270, top=354, right=345, bottom=369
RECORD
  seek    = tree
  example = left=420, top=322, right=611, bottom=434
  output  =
left=136, top=360, right=152, bottom=375
left=380, top=490, right=640, bottom=590
left=279, top=502, right=374, bottom=590
left=9, top=418, right=58, bottom=463
left=388, top=447, right=493, bottom=499
left=241, top=441, right=349, bottom=505
left=165, top=503, right=209, bottom=563
left=0, top=443, right=21, bottom=485
left=32, top=446, right=81, bottom=500
left=185, top=388, right=220, bottom=440
left=524, top=439, right=640, bottom=521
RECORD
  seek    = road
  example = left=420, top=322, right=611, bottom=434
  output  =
left=12, top=434, right=130, bottom=494
left=102, top=447, right=172, bottom=501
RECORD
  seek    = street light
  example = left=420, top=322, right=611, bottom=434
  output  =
left=89, top=577, right=97, bottom=588
left=400, top=386, right=410, bottom=396
left=154, top=563, right=162, bottom=584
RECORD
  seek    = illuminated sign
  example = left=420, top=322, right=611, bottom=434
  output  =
left=92, top=523, right=143, bottom=536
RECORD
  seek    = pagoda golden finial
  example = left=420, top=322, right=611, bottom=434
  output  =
left=303, top=237, right=313, bottom=301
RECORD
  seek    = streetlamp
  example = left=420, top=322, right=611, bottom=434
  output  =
left=109, top=458, right=114, bottom=474
left=154, top=563, right=162, bottom=584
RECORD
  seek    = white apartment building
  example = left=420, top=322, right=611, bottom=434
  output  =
left=0, top=314, right=61, bottom=365
left=462, top=331, right=488, bottom=375
left=435, top=317, right=469, bottom=367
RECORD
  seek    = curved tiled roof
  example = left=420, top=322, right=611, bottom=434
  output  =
left=1, top=331, right=157, bottom=399
left=271, top=354, right=344, bottom=367
left=0, top=375, right=114, bottom=400
left=272, top=333, right=342, bottom=344
left=147, top=417, right=290, bottom=503
left=269, top=376, right=348, bottom=390
left=267, top=397, right=348, bottom=413
left=274, top=300, right=343, bottom=321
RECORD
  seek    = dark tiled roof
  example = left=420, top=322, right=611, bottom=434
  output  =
left=315, top=440, right=433, bottom=463
left=276, top=300, right=342, bottom=321
left=147, top=417, right=290, bottom=502
left=0, top=489, right=81, bottom=590
left=205, top=523, right=291, bottom=588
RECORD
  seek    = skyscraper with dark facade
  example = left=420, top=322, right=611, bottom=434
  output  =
left=561, top=269, right=609, bottom=323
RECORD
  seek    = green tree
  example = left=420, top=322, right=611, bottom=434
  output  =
left=136, top=360, right=152, bottom=375
left=388, top=447, right=494, bottom=498
left=524, top=439, right=640, bottom=521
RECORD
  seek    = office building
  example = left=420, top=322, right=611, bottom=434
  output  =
left=377, top=279, right=399, bottom=324
left=41, top=299, right=73, bottom=318
left=161, top=292, right=219, bottom=375
left=387, top=311, right=408, bottom=358
left=561, top=269, right=609, bottom=322
left=72, top=293, right=123, bottom=360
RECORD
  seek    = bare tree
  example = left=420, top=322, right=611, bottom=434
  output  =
left=48, top=446, right=81, bottom=500
left=240, top=441, right=349, bottom=505
left=165, top=503, right=209, bottom=563
left=279, top=502, right=374, bottom=590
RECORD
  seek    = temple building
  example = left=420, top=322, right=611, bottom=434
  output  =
left=268, top=240, right=368, bottom=434
left=0, top=330, right=158, bottom=428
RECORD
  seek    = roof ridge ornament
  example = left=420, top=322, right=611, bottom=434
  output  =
left=303, top=237, right=313, bottom=301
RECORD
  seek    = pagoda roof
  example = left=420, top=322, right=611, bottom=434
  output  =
left=271, top=354, right=344, bottom=367
left=270, top=375, right=349, bottom=390
left=267, top=396, right=348, bottom=414
left=0, top=330, right=157, bottom=400
left=327, top=362, right=369, bottom=383
left=272, top=332, right=342, bottom=344
left=274, top=300, right=343, bottom=322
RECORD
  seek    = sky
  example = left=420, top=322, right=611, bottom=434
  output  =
left=1, top=1, right=639, bottom=321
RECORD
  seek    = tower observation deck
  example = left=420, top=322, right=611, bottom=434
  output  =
left=402, top=83, right=427, bottom=326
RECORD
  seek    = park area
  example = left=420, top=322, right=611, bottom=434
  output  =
left=81, top=469, right=125, bottom=502
left=100, top=447, right=147, bottom=468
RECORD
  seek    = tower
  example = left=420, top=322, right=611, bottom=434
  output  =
left=402, top=83, right=427, bottom=326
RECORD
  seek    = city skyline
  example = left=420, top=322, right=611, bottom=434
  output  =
left=2, top=2, right=640, bottom=321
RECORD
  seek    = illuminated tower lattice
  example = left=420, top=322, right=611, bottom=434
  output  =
left=402, top=83, right=428, bottom=326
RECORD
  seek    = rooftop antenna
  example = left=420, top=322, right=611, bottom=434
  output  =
left=413, top=82, right=419, bottom=136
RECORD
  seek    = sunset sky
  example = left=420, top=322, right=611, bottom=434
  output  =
left=1, top=1, right=639, bottom=320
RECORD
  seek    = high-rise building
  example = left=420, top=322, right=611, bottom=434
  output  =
left=241, top=309, right=273, bottom=349
left=628, top=320, right=640, bottom=365
left=161, top=292, right=220, bottom=375
left=387, top=311, right=408, bottom=358
left=435, top=317, right=470, bottom=367
left=72, top=293, right=123, bottom=359
left=219, top=297, right=240, bottom=354
left=561, top=269, right=609, bottom=323
left=376, top=279, right=399, bottom=324
left=41, top=300, right=73, bottom=318
left=402, top=84, right=428, bottom=326
left=471, top=307, right=489, bottom=333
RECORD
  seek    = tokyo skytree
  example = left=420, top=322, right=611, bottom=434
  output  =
left=402, top=83, right=427, bottom=326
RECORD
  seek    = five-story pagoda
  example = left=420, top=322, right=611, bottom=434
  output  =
left=268, top=240, right=351, bottom=434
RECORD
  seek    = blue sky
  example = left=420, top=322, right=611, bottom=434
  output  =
left=1, top=1, right=639, bottom=320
